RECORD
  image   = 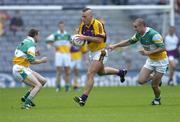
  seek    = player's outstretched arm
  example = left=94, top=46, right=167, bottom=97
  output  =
left=30, top=57, right=48, bottom=64
left=76, top=34, right=103, bottom=43
left=109, top=39, right=130, bottom=51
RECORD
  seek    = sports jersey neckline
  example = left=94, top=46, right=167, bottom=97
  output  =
left=85, top=18, right=95, bottom=28
left=57, top=30, right=67, bottom=35
left=27, top=36, right=35, bottom=43
left=141, top=27, right=150, bottom=37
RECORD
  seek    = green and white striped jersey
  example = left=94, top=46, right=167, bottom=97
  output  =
left=46, top=30, right=71, bottom=53
left=129, top=27, right=167, bottom=60
left=13, top=36, right=36, bottom=67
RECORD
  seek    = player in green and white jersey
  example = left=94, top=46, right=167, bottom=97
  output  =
left=12, top=29, right=48, bottom=109
left=46, top=21, right=71, bottom=92
left=109, top=18, right=169, bottom=105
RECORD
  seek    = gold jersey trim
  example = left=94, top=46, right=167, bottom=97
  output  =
left=13, top=57, right=30, bottom=67
left=149, top=51, right=167, bottom=60
left=55, top=45, right=70, bottom=53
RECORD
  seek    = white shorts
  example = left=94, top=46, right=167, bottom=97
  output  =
left=144, top=58, right=169, bottom=74
left=55, top=52, right=71, bottom=67
left=12, top=64, right=32, bottom=82
left=89, top=49, right=108, bottom=64
left=71, top=59, right=81, bottom=69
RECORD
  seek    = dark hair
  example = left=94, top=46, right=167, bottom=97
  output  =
left=28, top=28, right=39, bottom=37
left=82, top=8, right=91, bottom=12
left=59, top=21, right=64, bottom=25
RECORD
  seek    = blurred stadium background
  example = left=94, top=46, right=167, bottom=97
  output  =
left=0, top=0, right=180, bottom=87
left=0, top=1, right=180, bottom=122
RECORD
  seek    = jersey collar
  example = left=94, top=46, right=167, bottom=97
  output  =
left=27, top=36, right=35, bottom=43
left=57, top=30, right=67, bottom=34
left=142, top=27, right=150, bottom=37
left=86, top=18, right=95, bottom=28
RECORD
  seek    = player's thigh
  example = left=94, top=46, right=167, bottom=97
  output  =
left=75, top=60, right=82, bottom=69
left=89, top=50, right=107, bottom=74
left=55, top=52, right=63, bottom=67
left=24, top=73, right=42, bottom=87
left=12, top=65, right=26, bottom=83
left=169, top=60, right=176, bottom=68
left=138, top=67, right=153, bottom=82
left=12, top=65, right=37, bottom=87
left=151, top=71, right=163, bottom=86
left=30, top=70, right=47, bottom=85
left=64, top=66, right=70, bottom=75
left=88, top=60, right=103, bottom=75
left=56, top=66, right=62, bottom=74
left=63, top=53, right=71, bottom=67
left=97, top=63, right=105, bottom=75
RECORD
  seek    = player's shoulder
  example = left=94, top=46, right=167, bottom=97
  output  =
left=94, top=19, right=103, bottom=26
left=23, top=37, right=36, bottom=46
left=152, top=33, right=163, bottom=41
left=64, top=31, right=71, bottom=36
left=93, top=19, right=105, bottom=32
left=148, top=27, right=160, bottom=35
left=79, top=21, right=85, bottom=27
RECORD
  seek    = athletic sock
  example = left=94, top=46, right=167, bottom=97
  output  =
left=25, top=95, right=33, bottom=105
left=65, top=83, right=70, bottom=92
left=81, top=94, right=88, bottom=101
left=23, top=90, right=31, bottom=99
left=117, top=69, right=126, bottom=76
left=155, top=97, right=161, bottom=101
left=56, top=83, right=61, bottom=89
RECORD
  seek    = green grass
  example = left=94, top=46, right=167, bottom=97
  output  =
left=0, top=86, right=180, bottom=122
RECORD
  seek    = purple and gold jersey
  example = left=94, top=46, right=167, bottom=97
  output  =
left=70, top=44, right=88, bottom=60
left=79, top=18, right=106, bottom=52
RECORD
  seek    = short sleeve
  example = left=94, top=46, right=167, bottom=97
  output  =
left=27, top=46, right=36, bottom=62
left=78, top=22, right=83, bottom=35
left=152, top=34, right=165, bottom=48
left=46, top=34, right=55, bottom=43
left=93, top=21, right=105, bottom=38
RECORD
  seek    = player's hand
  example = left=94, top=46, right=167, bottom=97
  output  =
left=138, top=48, right=150, bottom=56
left=108, top=45, right=116, bottom=51
left=35, top=49, right=40, bottom=56
left=75, top=34, right=86, bottom=40
left=40, top=57, right=48, bottom=63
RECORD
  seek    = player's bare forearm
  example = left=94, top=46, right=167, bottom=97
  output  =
left=85, top=36, right=103, bottom=43
left=30, top=60, right=43, bottom=64
left=30, top=57, right=48, bottom=64
left=148, top=48, right=166, bottom=55
left=76, top=34, right=103, bottom=43
left=113, top=40, right=130, bottom=49
left=139, top=48, right=166, bottom=56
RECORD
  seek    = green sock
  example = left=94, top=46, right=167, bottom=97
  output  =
left=65, top=83, right=70, bottom=91
left=23, top=91, right=30, bottom=99
left=25, top=95, right=33, bottom=105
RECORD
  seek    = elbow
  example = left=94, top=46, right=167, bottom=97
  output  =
left=162, top=48, right=166, bottom=51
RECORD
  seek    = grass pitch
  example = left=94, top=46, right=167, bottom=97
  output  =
left=0, top=86, right=180, bottom=122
